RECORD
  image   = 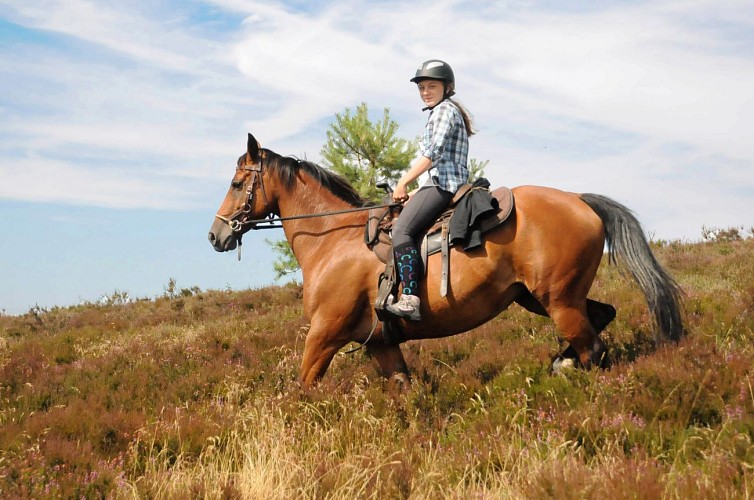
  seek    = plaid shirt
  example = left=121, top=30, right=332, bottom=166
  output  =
left=420, top=100, right=469, bottom=193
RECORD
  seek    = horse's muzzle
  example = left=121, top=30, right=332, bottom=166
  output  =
left=208, top=219, right=238, bottom=252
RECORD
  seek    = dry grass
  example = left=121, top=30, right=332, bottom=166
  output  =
left=1, top=238, right=753, bottom=498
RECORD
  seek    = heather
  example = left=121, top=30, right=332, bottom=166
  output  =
left=1, top=237, right=753, bottom=498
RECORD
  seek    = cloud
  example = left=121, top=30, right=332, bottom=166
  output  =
left=498, top=5, right=754, bottom=160
left=227, top=1, right=413, bottom=143
left=0, top=154, right=199, bottom=209
left=1, top=0, right=208, bottom=73
left=0, top=0, right=752, bottom=239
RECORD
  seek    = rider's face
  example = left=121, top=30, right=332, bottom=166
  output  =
left=417, top=79, right=445, bottom=108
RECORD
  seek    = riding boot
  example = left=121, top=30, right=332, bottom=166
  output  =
left=386, top=243, right=422, bottom=321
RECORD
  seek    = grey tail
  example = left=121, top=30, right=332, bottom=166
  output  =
left=580, top=193, right=684, bottom=341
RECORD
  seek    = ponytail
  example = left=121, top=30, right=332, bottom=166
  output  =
left=449, top=98, right=476, bottom=137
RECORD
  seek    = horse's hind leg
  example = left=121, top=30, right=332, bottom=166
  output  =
left=517, top=290, right=615, bottom=334
left=559, top=300, right=615, bottom=368
left=517, top=290, right=613, bottom=369
left=549, top=303, right=609, bottom=370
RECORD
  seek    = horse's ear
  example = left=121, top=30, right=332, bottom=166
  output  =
left=247, top=133, right=261, bottom=163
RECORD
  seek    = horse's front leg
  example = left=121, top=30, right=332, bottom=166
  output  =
left=299, top=322, right=349, bottom=387
left=366, top=343, right=410, bottom=391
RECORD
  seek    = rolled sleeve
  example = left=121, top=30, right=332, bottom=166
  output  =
left=421, top=105, right=454, bottom=162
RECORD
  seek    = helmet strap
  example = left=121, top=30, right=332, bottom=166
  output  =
left=422, top=95, right=449, bottom=112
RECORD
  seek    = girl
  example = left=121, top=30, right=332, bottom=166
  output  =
left=386, top=59, right=475, bottom=321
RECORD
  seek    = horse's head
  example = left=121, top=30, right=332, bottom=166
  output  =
left=208, top=133, right=279, bottom=252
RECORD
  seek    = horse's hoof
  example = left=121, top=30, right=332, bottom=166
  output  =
left=552, top=357, right=576, bottom=374
left=388, top=373, right=410, bottom=393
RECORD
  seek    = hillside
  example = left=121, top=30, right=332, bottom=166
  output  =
left=1, top=238, right=753, bottom=498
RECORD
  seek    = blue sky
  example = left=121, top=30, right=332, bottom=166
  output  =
left=1, top=0, right=753, bottom=314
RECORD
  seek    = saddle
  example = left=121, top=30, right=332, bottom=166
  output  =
left=365, top=180, right=514, bottom=342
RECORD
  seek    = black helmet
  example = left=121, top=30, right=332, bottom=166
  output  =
left=410, top=59, right=456, bottom=96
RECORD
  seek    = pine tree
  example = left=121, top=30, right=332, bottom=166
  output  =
left=468, top=157, right=488, bottom=182
left=267, top=103, right=417, bottom=279
left=320, top=102, right=418, bottom=201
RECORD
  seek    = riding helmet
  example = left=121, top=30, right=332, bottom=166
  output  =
left=410, top=59, right=456, bottom=96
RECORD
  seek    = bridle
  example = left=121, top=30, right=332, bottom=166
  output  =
left=214, top=153, right=400, bottom=262
left=215, top=154, right=400, bottom=232
left=214, top=155, right=270, bottom=234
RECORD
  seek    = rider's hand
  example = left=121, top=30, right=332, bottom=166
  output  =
left=393, top=182, right=409, bottom=203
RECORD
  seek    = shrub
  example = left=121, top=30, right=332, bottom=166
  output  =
left=1, top=243, right=754, bottom=497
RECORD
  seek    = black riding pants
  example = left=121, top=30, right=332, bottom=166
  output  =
left=391, top=181, right=454, bottom=248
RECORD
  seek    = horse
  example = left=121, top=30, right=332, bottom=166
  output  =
left=208, top=133, right=683, bottom=388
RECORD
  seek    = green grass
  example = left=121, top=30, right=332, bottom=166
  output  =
left=1, top=239, right=753, bottom=498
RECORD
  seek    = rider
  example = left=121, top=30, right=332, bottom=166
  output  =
left=386, top=59, right=475, bottom=321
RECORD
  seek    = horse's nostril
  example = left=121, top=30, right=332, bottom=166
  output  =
left=208, top=231, right=216, bottom=243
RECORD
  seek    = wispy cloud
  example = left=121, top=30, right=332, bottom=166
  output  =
left=1, top=0, right=752, bottom=238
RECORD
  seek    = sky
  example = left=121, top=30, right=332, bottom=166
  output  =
left=1, top=0, right=753, bottom=315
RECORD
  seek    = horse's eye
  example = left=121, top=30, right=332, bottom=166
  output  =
left=231, top=180, right=243, bottom=189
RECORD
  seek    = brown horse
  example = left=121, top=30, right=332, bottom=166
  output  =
left=208, top=133, right=683, bottom=387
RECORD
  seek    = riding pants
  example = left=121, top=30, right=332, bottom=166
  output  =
left=392, top=181, right=453, bottom=296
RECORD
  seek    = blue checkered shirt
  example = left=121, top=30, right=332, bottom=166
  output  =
left=420, top=100, right=469, bottom=193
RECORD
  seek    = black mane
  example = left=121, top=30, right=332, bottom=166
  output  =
left=262, top=149, right=367, bottom=207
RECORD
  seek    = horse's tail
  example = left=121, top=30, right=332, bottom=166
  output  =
left=580, top=193, right=684, bottom=341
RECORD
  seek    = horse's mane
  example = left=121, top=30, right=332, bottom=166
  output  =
left=262, top=149, right=368, bottom=207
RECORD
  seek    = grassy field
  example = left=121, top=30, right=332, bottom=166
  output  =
left=1, top=236, right=753, bottom=498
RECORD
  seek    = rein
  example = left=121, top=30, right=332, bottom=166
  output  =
left=215, top=153, right=399, bottom=231
left=217, top=203, right=399, bottom=231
